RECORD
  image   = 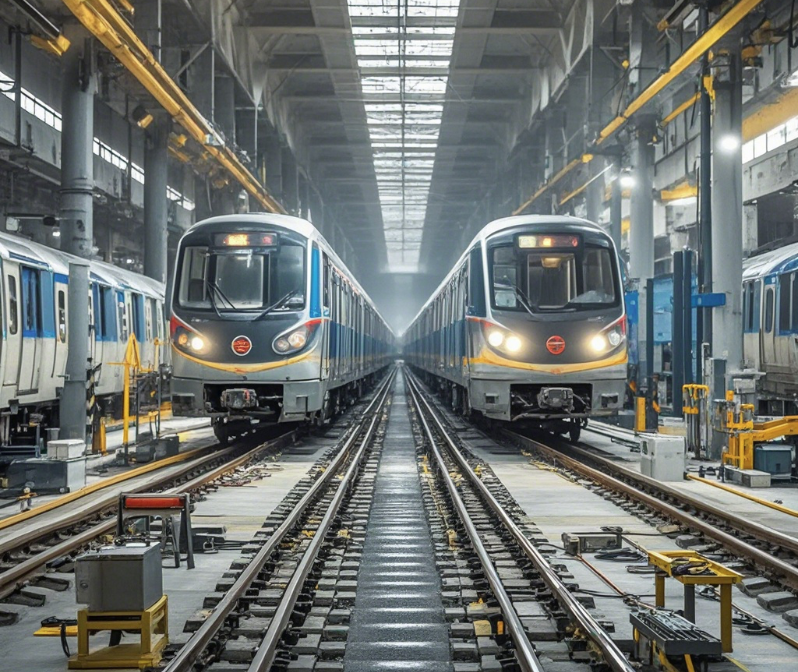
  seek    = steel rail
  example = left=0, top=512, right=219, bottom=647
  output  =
left=248, top=376, right=391, bottom=671
left=164, top=370, right=395, bottom=672
left=406, top=373, right=636, bottom=672
left=405, top=376, right=544, bottom=672
left=0, top=430, right=297, bottom=600
left=553, top=434, right=798, bottom=557
left=508, top=430, right=798, bottom=592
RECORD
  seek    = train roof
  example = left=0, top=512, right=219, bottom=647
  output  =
left=405, top=215, right=610, bottom=333
left=0, top=231, right=164, bottom=298
left=742, top=241, right=798, bottom=280
left=181, top=213, right=393, bottom=334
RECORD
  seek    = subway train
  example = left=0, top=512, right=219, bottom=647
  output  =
left=169, top=214, right=394, bottom=442
left=0, top=231, right=166, bottom=456
left=742, top=240, right=798, bottom=411
left=404, top=215, right=627, bottom=441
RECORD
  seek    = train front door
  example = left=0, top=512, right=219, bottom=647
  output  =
left=18, top=267, right=41, bottom=393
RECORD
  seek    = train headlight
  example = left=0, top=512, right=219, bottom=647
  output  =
left=592, top=315, right=627, bottom=354
left=487, top=330, right=505, bottom=347
left=590, top=335, right=608, bottom=352
left=190, top=336, right=205, bottom=352
left=171, top=317, right=208, bottom=356
left=505, top=335, right=522, bottom=352
left=177, top=333, right=189, bottom=347
left=272, top=319, right=321, bottom=356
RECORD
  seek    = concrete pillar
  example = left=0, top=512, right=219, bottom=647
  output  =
left=711, top=54, right=743, bottom=370
left=144, top=118, right=169, bottom=283
left=192, top=47, right=214, bottom=121
left=236, top=108, right=257, bottom=167
left=629, top=121, right=655, bottom=282
left=214, top=76, right=235, bottom=141
left=282, top=147, right=299, bottom=215
left=585, top=160, right=604, bottom=223
left=59, top=26, right=96, bottom=259
left=194, top=177, right=213, bottom=221
left=60, top=261, right=90, bottom=442
left=264, top=134, right=283, bottom=203
left=609, top=163, right=623, bottom=252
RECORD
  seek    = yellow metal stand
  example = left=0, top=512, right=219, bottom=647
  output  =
left=647, top=550, right=742, bottom=653
left=68, top=595, right=168, bottom=669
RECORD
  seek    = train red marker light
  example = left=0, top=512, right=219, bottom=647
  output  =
left=232, top=336, right=252, bottom=356
left=546, top=335, right=566, bottom=355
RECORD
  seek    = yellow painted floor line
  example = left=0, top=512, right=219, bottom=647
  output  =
left=686, top=474, right=798, bottom=519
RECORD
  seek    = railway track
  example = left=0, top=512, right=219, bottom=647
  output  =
left=0, top=426, right=298, bottom=600
left=162, top=368, right=395, bottom=672
left=504, top=430, right=798, bottom=593
left=405, top=371, right=635, bottom=672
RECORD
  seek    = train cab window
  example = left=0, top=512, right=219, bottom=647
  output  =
left=779, top=275, right=791, bottom=333
left=492, top=247, right=518, bottom=308
left=765, top=287, right=774, bottom=333
left=7, top=275, right=17, bottom=335
left=179, top=247, right=209, bottom=307
left=57, top=290, right=66, bottom=342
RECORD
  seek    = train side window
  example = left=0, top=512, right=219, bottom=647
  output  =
left=7, top=275, right=17, bottom=335
left=323, top=255, right=330, bottom=309
left=753, top=281, right=761, bottom=332
left=21, top=268, right=41, bottom=337
left=744, top=282, right=754, bottom=331
left=118, top=292, right=128, bottom=341
left=792, top=274, right=798, bottom=332
left=57, top=290, right=66, bottom=342
left=765, top=287, right=774, bottom=333
left=779, top=275, right=791, bottom=333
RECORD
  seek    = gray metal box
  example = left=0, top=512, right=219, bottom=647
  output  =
left=76, top=545, right=162, bottom=612
left=640, top=434, right=686, bottom=482
left=754, top=444, right=793, bottom=477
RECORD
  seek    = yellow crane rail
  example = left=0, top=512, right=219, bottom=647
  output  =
left=62, top=0, right=285, bottom=214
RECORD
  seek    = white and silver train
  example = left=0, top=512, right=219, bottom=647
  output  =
left=743, top=240, right=798, bottom=412
left=169, top=214, right=394, bottom=443
left=0, top=232, right=165, bottom=456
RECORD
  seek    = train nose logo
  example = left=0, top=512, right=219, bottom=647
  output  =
left=232, top=336, right=252, bottom=356
left=546, top=335, right=565, bottom=355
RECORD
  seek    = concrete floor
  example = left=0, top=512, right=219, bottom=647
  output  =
left=0, top=432, right=334, bottom=671
left=468, top=432, right=798, bottom=672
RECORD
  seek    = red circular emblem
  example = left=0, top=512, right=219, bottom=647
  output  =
left=231, top=336, right=252, bottom=356
left=546, top=335, right=565, bottom=355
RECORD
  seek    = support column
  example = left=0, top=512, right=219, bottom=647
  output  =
left=144, top=118, right=169, bottom=283
left=214, top=76, right=235, bottom=141
left=630, top=121, right=655, bottom=281
left=60, top=26, right=96, bottom=259
left=711, top=54, right=743, bottom=371
left=282, top=147, right=299, bottom=215
left=609, top=162, right=623, bottom=251
left=630, top=120, right=655, bottom=383
left=264, top=133, right=283, bottom=204
left=61, top=261, right=90, bottom=442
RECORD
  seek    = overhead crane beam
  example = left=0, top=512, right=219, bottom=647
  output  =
left=514, top=0, right=761, bottom=215
left=61, top=0, right=285, bottom=214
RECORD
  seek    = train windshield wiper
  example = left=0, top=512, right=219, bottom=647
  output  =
left=495, top=282, right=536, bottom=318
left=203, top=279, right=234, bottom=318
left=251, top=289, right=298, bottom=321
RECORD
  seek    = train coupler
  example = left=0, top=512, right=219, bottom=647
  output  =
left=220, top=388, right=259, bottom=410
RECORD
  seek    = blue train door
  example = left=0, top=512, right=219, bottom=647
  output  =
left=19, top=266, right=42, bottom=393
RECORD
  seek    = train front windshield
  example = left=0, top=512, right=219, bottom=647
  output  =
left=177, top=236, right=306, bottom=314
left=491, top=235, right=618, bottom=312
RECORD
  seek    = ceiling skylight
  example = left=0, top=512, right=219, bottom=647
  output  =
left=346, top=0, right=461, bottom=272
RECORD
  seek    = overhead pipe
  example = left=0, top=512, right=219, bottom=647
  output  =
left=515, top=0, right=761, bottom=214
left=61, top=0, right=285, bottom=214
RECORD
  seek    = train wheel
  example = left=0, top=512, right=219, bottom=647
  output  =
left=568, top=421, right=581, bottom=443
left=213, top=421, right=229, bottom=446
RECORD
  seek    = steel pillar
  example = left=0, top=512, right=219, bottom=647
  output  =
left=697, top=4, right=712, bottom=382
left=282, top=148, right=299, bottom=215
left=214, top=76, right=235, bottom=142
left=629, top=121, right=655, bottom=283
left=143, top=118, right=169, bottom=283
left=711, top=54, right=743, bottom=371
left=60, top=25, right=96, bottom=259
left=609, top=163, right=623, bottom=251
left=61, top=261, right=90, bottom=442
